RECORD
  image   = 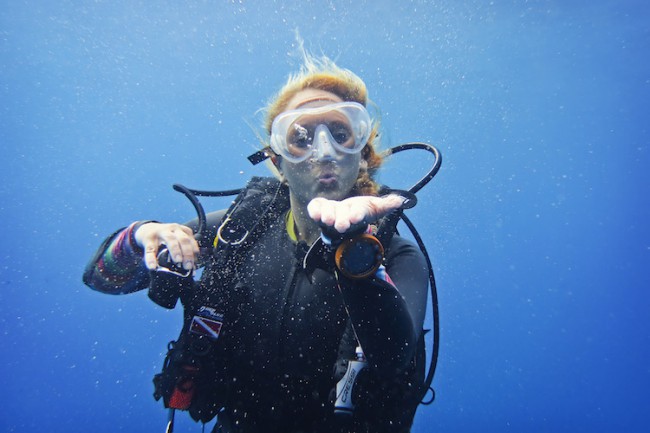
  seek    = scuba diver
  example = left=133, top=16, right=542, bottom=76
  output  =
left=83, top=53, right=441, bottom=433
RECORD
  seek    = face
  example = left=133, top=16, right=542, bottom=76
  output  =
left=278, top=89, right=362, bottom=205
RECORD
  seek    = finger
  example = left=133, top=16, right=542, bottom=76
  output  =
left=177, top=224, right=199, bottom=257
left=178, top=236, right=199, bottom=270
left=381, top=194, right=407, bottom=210
left=333, top=203, right=353, bottom=233
left=347, top=201, right=368, bottom=225
left=143, top=242, right=160, bottom=270
left=333, top=220, right=352, bottom=233
left=319, top=200, right=337, bottom=226
left=164, top=238, right=185, bottom=265
left=361, top=195, right=405, bottom=221
left=334, top=207, right=350, bottom=233
left=161, top=224, right=185, bottom=261
left=307, top=198, right=326, bottom=221
left=180, top=224, right=195, bottom=237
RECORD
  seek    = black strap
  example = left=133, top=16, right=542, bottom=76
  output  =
left=211, top=177, right=288, bottom=274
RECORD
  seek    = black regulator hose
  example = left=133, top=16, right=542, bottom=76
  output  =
left=382, top=142, right=442, bottom=195
left=172, top=184, right=243, bottom=246
left=381, top=142, right=441, bottom=404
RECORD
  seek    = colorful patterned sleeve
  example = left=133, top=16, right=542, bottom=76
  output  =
left=83, top=221, right=152, bottom=294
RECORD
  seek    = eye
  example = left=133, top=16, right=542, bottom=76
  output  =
left=329, top=122, right=353, bottom=146
left=288, top=124, right=313, bottom=150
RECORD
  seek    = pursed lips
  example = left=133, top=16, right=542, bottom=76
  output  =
left=315, top=168, right=338, bottom=185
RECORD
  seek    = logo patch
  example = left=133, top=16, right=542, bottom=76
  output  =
left=190, top=307, right=224, bottom=340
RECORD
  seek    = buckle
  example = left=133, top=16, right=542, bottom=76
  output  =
left=217, top=216, right=249, bottom=246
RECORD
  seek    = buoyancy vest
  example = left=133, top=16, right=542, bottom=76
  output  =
left=152, top=177, right=425, bottom=432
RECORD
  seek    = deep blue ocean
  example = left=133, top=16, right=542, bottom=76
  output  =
left=1, top=1, right=648, bottom=432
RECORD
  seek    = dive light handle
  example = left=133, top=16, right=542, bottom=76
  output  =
left=148, top=248, right=195, bottom=309
left=156, top=248, right=193, bottom=277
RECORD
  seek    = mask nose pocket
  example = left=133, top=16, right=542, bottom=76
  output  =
left=312, top=124, right=337, bottom=159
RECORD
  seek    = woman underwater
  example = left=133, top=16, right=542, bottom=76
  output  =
left=84, top=54, right=430, bottom=433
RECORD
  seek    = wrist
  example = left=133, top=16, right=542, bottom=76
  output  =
left=130, top=220, right=158, bottom=253
left=320, top=222, right=369, bottom=248
left=331, top=232, right=384, bottom=280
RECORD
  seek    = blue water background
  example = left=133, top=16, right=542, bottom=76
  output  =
left=1, top=1, right=648, bottom=432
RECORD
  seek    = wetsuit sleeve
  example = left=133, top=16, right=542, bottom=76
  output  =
left=82, top=221, right=152, bottom=294
left=382, top=236, right=429, bottom=338
left=338, top=235, right=428, bottom=375
left=83, top=211, right=227, bottom=295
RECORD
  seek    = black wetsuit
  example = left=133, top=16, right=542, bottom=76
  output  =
left=84, top=179, right=429, bottom=433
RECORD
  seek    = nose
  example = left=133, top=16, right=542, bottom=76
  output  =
left=312, top=125, right=336, bottom=161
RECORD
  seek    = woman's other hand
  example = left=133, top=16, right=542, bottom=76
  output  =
left=134, top=222, right=199, bottom=271
left=307, top=194, right=405, bottom=234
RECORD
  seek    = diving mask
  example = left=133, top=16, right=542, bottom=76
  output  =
left=270, top=101, right=372, bottom=164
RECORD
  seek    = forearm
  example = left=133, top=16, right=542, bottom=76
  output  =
left=83, top=222, right=151, bottom=294
left=339, top=274, right=417, bottom=375
left=338, top=236, right=428, bottom=375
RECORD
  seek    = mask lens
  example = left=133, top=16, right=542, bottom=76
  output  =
left=327, top=120, right=354, bottom=148
left=270, top=102, right=371, bottom=163
left=286, top=122, right=314, bottom=159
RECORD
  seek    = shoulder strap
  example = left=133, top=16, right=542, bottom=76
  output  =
left=212, top=176, right=289, bottom=270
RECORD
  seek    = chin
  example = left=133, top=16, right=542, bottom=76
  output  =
left=314, top=186, right=348, bottom=201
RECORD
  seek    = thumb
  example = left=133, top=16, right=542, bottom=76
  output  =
left=380, top=194, right=407, bottom=210
left=365, top=194, right=406, bottom=220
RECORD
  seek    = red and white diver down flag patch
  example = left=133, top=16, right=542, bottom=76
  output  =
left=190, top=316, right=223, bottom=340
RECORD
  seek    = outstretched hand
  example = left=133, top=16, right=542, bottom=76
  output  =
left=307, top=194, right=406, bottom=234
left=134, top=222, right=200, bottom=271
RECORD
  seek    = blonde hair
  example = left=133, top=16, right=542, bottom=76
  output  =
left=263, top=53, right=383, bottom=196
